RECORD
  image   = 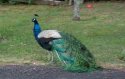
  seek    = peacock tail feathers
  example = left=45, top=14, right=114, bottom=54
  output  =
left=51, top=32, right=98, bottom=72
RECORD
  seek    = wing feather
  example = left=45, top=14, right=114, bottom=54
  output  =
left=38, top=30, right=62, bottom=39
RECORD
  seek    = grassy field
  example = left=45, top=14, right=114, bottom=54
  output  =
left=0, top=2, right=125, bottom=68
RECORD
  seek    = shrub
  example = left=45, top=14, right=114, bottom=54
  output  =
left=0, top=0, right=9, bottom=3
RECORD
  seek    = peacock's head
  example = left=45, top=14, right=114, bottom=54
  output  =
left=32, top=18, right=37, bottom=22
left=32, top=14, right=39, bottom=23
left=32, top=18, right=39, bottom=24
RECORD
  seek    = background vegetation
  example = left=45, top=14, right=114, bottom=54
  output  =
left=0, top=0, right=125, bottom=4
left=0, top=0, right=9, bottom=3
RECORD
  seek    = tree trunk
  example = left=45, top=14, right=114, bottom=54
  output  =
left=68, top=0, right=72, bottom=5
left=72, top=0, right=81, bottom=21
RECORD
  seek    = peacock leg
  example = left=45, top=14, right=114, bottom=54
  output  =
left=50, top=51, right=54, bottom=63
left=54, top=50, right=67, bottom=65
left=47, top=51, right=54, bottom=65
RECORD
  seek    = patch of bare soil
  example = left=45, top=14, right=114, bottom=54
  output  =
left=0, top=65, right=125, bottom=79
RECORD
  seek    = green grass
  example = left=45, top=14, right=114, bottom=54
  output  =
left=0, top=2, right=125, bottom=68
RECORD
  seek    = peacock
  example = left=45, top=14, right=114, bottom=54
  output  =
left=32, top=14, right=99, bottom=72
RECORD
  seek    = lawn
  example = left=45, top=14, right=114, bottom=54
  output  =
left=0, top=2, right=125, bottom=68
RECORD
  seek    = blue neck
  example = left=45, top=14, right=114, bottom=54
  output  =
left=33, top=21, right=42, bottom=40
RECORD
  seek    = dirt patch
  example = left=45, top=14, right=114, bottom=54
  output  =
left=0, top=65, right=125, bottom=79
left=0, top=36, right=4, bottom=42
left=0, top=36, right=7, bottom=43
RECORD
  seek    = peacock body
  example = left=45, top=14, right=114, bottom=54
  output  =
left=32, top=18, right=98, bottom=72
